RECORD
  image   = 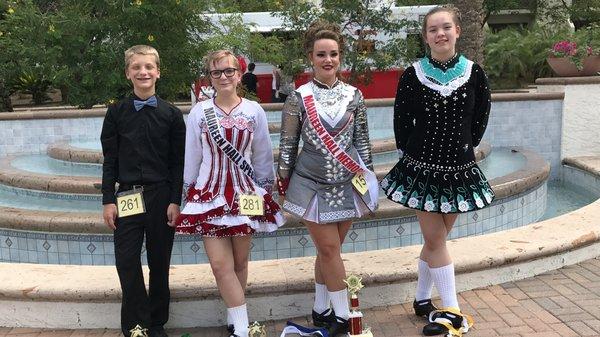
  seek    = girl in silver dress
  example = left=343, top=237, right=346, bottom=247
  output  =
left=277, top=20, right=378, bottom=336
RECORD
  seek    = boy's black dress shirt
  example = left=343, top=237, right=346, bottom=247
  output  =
left=101, top=94, right=186, bottom=205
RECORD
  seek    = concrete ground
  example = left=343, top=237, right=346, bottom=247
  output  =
left=2, top=256, right=600, bottom=337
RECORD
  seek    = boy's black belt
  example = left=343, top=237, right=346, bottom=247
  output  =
left=118, top=181, right=168, bottom=192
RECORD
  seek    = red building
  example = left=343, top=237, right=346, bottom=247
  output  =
left=254, top=68, right=404, bottom=103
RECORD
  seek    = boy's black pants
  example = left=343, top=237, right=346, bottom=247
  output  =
left=114, top=184, right=175, bottom=336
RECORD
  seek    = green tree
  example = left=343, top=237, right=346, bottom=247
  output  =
left=396, top=0, right=532, bottom=26
left=202, top=13, right=285, bottom=67
left=207, top=0, right=284, bottom=13
left=274, top=0, right=419, bottom=84
left=538, top=0, right=600, bottom=29
left=482, top=0, right=528, bottom=26
left=49, top=0, right=211, bottom=108
left=0, top=0, right=58, bottom=110
left=0, top=0, right=212, bottom=110
left=0, top=1, right=14, bottom=111
left=46, top=1, right=123, bottom=108
left=111, top=0, right=211, bottom=103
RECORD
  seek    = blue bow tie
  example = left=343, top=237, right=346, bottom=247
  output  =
left=133, top=96, right=157, bottom=111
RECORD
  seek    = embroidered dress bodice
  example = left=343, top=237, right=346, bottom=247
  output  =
left=309, top=78, right=354, bottom=127
left=183, top=98, right=275, bottom=206
left=278, top=79, right=373, bottom=184
left=381, top=55, right=494, bottom=214
left=413, top=54, right=473, bottom=97
left=420, top=54, right=464, bottom=83
left=176, top=98, right=284, bottom=235
left=393, top=54, right=491, bottom=168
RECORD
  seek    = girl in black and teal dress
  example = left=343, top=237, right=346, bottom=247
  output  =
left=380, top=6, right=494, bottom=336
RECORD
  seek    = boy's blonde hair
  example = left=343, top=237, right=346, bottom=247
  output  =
left=124, top=45, right=160, bottom=69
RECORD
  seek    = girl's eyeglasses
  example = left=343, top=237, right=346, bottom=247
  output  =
left=209, top=68, right=238, bottom=79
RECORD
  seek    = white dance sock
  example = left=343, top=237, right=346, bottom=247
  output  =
left=329, top=289, right=350, bottom=320
left=429, top=263, right=460, bottom=309
left=227, top=309, right=233, bottom=326
left=313, top=282, right=330, bottom=313
left=227, top=303, right=249, bottom=337
left=415, top=259, right=434, bottom=301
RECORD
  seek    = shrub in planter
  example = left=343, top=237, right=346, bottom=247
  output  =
left=547, top=24, right=600, bottom=76
left=485, top=26, right=562, bottom=89
left=12, top=71, right=53, bottom=105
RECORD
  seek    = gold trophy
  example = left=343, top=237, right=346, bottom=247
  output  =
left=249, top=321, right=267, bottom=337
left=344, top=275, right=373, bottom=337
left=129, top=325, right=148, bottom=337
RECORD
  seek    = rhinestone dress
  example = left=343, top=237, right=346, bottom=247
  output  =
left=277, top=79, right=377, bottom=223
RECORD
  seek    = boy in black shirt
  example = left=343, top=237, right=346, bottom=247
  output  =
left=101, top=45, right=185, bottom=337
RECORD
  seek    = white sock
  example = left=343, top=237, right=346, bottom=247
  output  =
left=329, top=288, right=350, bottom=320
left=227, top=309, right=233, bottom=326
left=429, top=263, right=460, bottom=309
left=415, top=259, right=434, bottom=301
left=313, top=282, right=330, bottom=313
left=227, top=304, right=249, bottom=337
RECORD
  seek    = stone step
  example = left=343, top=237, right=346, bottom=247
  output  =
left=0, top=195, right=597, bottom=328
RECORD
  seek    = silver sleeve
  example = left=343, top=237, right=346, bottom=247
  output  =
left=277, top=93, right=302, bottom=180
left=353, top=92, right=373, bottom=171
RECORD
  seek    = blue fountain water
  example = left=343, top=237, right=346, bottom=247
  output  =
left=0, top=148, right=529, bottom=213
left=541, top=180, right=598, bottom=220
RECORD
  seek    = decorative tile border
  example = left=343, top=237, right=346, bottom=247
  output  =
left=0, top=181, right=548, bottom=265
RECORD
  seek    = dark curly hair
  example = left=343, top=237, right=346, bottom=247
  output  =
left=303, top=20, right=345, bottom=58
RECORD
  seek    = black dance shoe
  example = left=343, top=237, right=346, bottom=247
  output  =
left=226, top=324, right=235, bottom=334
left=312, top=308, right=336, bottom=327
left=422, top=308, right=473, bottom=336
left=148, top=326, right=168, bottom=337
left=227, top=326, right=240, bottom=337
left=413, top=298, right=438, bottom=318
left=327, top=316, right=349, bottom=337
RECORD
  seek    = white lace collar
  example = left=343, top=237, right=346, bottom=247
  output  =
left=413, top=58, right=474, bottom=97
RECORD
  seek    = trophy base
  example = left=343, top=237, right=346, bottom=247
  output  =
left=348, top=331, right=374, bottom=337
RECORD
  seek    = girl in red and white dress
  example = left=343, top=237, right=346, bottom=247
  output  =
left=176, top=50, right=284, bottom=337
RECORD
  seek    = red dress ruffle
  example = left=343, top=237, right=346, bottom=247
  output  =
left=175, top=186, right=282, bottom=237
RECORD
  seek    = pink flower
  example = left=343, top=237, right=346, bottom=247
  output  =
left=552, top=41, right=578, bottom=57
